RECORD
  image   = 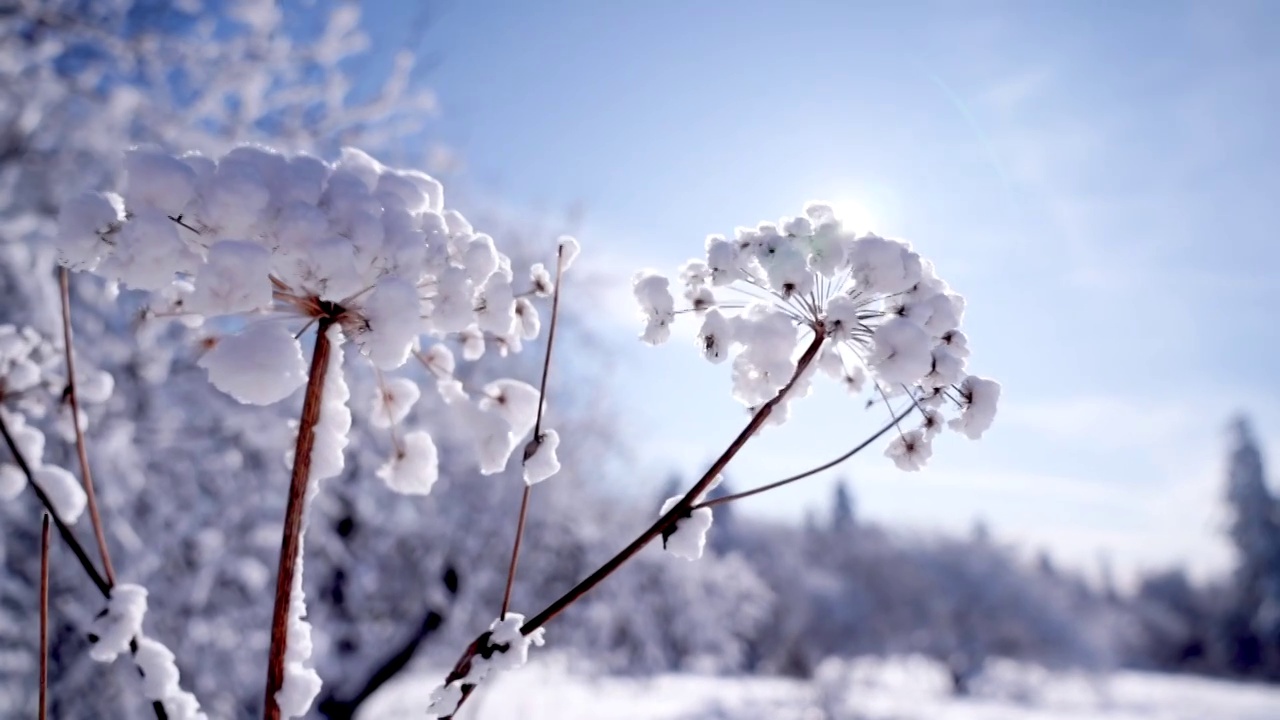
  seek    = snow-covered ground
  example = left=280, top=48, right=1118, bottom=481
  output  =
left=359, top=655, right=1280, bottom=720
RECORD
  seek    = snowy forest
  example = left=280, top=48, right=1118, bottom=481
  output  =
left=2, top=1, right=1279, bottom=719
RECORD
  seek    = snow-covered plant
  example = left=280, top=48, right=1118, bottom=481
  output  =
left=626, top=203, right=1000, bottom=561
left=638, top=201, right=998, bottom=452
left=0, top=318, right=208, bottom=716
left=52, top=143, right=570, bottom=718
left=427, top=613, right=546, bottom=716
left=427, top=205, right=1001, bottom=718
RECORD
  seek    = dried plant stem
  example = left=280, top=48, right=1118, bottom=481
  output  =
left=517, top=328, right=826, bottom=636
left=499, top=246, right=569, bottom=620
left=0, top=414, right=167, bottom=720
left=263, top=319, right=334, bottom=720
left=499, top=486, right=532, bottom=620
left=440, top=328, right=829, bottom=717
left=38, top=513, right=50, bottom=720
left=693, top=403, right=917, bottom=510
left=59, top=267, right=116, bottom=585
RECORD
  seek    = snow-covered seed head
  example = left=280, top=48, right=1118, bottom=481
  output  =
left=56, top=145, right=539, bottom=406
left=633, top=202, right=1001, bottom=470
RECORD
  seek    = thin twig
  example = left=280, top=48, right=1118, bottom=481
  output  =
left=500, top=245, right=568, bottom=620
left=693, top=403, right=917, bottom=510
left=522, top=327, right=826, bottom=634
left=264, top=318, right=334, bottom=720
left=499, top=486, right=532, bottom=620
left=59, top=267, right=116, bottom=585
left=441, top=328, right=829, bottom=718
left=38, top=512, right=50, bottom=720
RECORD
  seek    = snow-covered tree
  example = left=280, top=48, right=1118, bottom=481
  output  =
left=831, top=479, right=855, bottom=533
left=1222, top=416, right=1280, bottom=676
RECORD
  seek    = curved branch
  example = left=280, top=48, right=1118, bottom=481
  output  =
left=522, top=328, right=828, bottom=635
left=693, top=403, right=917, bottom=510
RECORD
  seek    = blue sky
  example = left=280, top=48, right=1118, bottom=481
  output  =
left=363, top=0, right=1280, bottom=582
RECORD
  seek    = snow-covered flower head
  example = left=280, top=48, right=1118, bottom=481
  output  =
left=634, top=202, right=1001, bottom=470
left=57, top=145, right=565, bottom=488
left=57, top=145, right=541, bottom=400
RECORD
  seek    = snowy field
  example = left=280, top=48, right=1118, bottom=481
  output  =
left=359, top=655, right=1280, bottom=720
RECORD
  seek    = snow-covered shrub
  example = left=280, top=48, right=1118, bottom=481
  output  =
left=51, top=142, right=570, bottom=718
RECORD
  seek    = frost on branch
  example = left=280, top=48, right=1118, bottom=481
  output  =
left=87, top=584, right=148, bottom=662
left=87, top=584, right=207, bottom=718
left=634, top=202, right=1002, bottom=469
left=427, top=613, right=546, bottom=718
left=658, top=475, right=722, bottom=561
left=32, top=465, right=86, bottom=524
left=660, top=494, right=714, bottom=561
left=133, top=637, right=208, bottom=720
left=522, top=429, right=561, bottom=485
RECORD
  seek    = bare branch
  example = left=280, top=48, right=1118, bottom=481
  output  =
left=693, top=403, right=917, bottom=510
left=441, top=327, right=828, bottom=717
left=500, top=244, right=569, bottom=620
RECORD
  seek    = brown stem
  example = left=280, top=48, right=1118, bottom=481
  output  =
left=521, top=327, right=826, bottom=635
left=440, top=328, right=828, bottom=718
left=499, top=245, right=569, bottom=620
left=59, top=267, right=116, bottom=585
left=38, top=513, right=51, bottom=720
left=264, top=319, right=334, bottom=720
left=499, top=486, right=532, bottom=619
left=693, top=403, right=917, bottom=510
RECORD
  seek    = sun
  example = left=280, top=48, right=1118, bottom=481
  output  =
left=821, top=196, right=879, bottom=235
